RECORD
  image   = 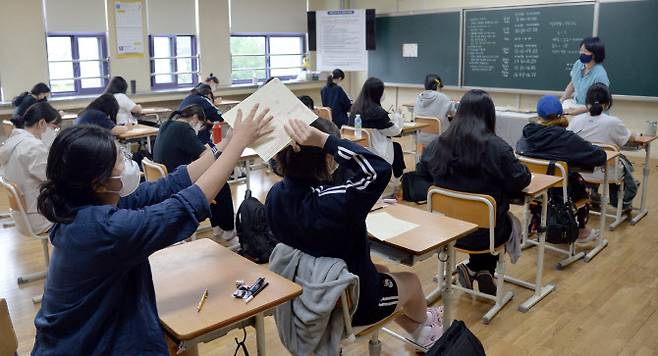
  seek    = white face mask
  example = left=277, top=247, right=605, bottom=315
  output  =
left=108, top=158, right=141, bottom=197
left=41, top=126, right=59, bottom=148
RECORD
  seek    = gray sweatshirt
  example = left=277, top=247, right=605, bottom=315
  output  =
left=414, top=90, right=453, bottom=145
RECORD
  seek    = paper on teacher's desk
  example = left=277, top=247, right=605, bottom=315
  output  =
left=366, top=212, right=419, bottom=241
left=222, top=78, right=317, bottom=161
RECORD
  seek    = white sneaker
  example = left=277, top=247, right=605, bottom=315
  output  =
left=412, top=321, right=443, bottom=349
left=212, top=228, right=240, bottom=251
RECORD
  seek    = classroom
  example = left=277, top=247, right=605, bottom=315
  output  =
left=1, top=0, right=657, bottom=355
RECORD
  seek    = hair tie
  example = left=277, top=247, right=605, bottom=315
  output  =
left=435, top=79, right=441, bottom=86
left=594, top=101, right=600, bottom=104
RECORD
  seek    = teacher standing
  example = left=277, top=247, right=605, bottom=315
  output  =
left=560, top=37, right=609, bottom=115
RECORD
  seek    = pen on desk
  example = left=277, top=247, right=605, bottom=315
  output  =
left=246, top=282, right=269, bottom=304
left=243, top=277, right=265, bottom=300
left=196, top=288, right=209, bottom=313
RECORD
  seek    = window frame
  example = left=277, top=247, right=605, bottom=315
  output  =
left=230, top=32, right=306, bottom=84
left=148, top=34, right=199, bottom=90
left=46, top=32, right=109, bottom=96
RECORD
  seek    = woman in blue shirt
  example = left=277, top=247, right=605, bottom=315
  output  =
left=561, top=37, right=610, bottom=115
left=179, top=83, right=223, bottom=144
left=32, top=105, right=272, bottom=355
left=321, top=68, right=352, bottom=128
left=75, top=94, right=129, bottom=137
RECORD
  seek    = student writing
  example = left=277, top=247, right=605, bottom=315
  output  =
left=179, top=83, right=224, bottom=144
left=74, top=94, right=128, bottom=136
left=104, top=76, right=143, bottom=125
left=11, top=83, right=51, bottom=128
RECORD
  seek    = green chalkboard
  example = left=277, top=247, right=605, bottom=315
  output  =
left=599, top=0, right=658, bottom=97
left=463, top=4, right=594, bottom=91
left=368, top=12, right=460, bottom=86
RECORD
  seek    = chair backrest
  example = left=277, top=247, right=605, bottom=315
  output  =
left=0, top=176, right=36, bottom=239
left=414, top=115, right=441, bottom=135
left=314, top=106, right=333, bottom=122
left=142, top=158, right=168, bottom=182
left=340, top=125, right=371, bottom=148
left=0, top=298, right=18, bottom=356
left=593, top=142, right=622, bottom=180
left=427, top=186, right=498, bottom=254
left=516, top=155, right=569, bottom=202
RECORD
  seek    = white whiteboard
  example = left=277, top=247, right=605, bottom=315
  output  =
left=316, top=9, right=367, bottom=71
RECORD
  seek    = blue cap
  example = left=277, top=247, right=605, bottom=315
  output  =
left=537, top=95, right=563, bottom=119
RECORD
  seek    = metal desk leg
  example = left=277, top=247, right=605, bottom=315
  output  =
left=245, top=161, right=251, bottom=191
left=146, top=137, right=153, bottom=154
left=586, top=163, right=609, bottom=262
left=255, top=312, right=266, bottom=356
left=631, top=142, right=651, bottom=224
left=442, top=243, right=455, bottom=328
left=413, top=131, right=419, bottom=163
left=518, top=191, right=555, bottom=312
left=425, top=247, right=447, bottom=305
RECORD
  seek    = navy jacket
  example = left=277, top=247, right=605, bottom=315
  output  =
left=321, top=84, right=351, bottom=128
left=516, top=123, right=607, bottom=170
left=179, top=94, right=223, bottom=144
left=266, top=136, right=391, bottom=323
left=75, top=109, right=116, bottom=131
left=32, top=167, right=210, bottom=355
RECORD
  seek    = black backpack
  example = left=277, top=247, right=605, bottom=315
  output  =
left=426, top=320, right=486, bottom=356
left=235, top=190, right=277, bottom=264
left=544, top=161, right=580, bottom=244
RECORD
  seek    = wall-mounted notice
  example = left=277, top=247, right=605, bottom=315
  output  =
left=316, top=9, right=367, bottom=71
left=402, top=43, right=418, bottom=58
left=115, top=0, right=145, bottom=58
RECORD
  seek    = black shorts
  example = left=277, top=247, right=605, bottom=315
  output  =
left=352, top=273, right=399, bottom=326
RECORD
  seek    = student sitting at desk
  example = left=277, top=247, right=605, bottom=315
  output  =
left=11, top=82, right=51, bottom=128
left=267, top=118, right=444, bottom=349
left=414, top=73, right=454, bottom=143
left=568, top=83, right=638, bottom=210
left=417, top=89, right=531, bottom=295
left=516, top=95, right=607, bottom=243
left=105, top=76, right=142, bottom=125
left=179, top=83, right=224, bottom=144
left=75, top=94, right=128, bottom=136
left=349, top=77, right=406, bottom=179
left=153, top=105, right=239, bottom=249
left=0, top=102, right=61, bottom=234
left=32, top=105, right=272, bottom=355
left=321, top=68, right=351, bottom=128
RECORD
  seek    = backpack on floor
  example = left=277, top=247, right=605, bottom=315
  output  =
left=235, top=190, right=277, bottom=264
left=544, top=161, right=580, bottom=244
left=426, top=320, right=486, bottom=356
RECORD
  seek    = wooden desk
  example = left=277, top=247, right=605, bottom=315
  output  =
left=140, top=107, right=172, bottom=125
left=117, top=124, right=159, bottom=153
left=623, top=135, right=657, bottom=225
left=367, top=203, right=478, bottom=328
left=150, top=239, right=301, bottom=355
left=508, top=174, right=563, bottom=312
left=217, top=99, right=241, bottom=109
left=340, top=131, right=368, bottom=147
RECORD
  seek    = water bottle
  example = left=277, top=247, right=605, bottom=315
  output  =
left=251, top=72, right=258, bottom=85
left=646, top=121, right=657, bottom=137
left=354, top=114, right=362, bottom=139
left=212, top=122, right=222, bottom=144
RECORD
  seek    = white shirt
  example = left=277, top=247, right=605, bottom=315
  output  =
left=114, top=93, right=137, bottom=125
left=567, top=112, right=631, bottom=149
left=366, top=113, right=404, bottom=165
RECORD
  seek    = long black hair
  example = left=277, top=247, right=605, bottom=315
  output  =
left=12, top=82, right=51, bottom=107
left=168, top=104, right=206, bottom=121
left=38, top=126, right=118, bottom=224
left=586, top=83, right=613, bottom=116
left=430, top=89, right=497, bottom=176
left=424, top=74, right=444, bottom=90
left=326, top=68, right=345, bottom=86
left=22, top=102, right=62, bottom=128
left=104, top=76, right=128, bottom=95
left=190, top=83, right=215, bottom=101
left=350, top=77, right=384, bottom=117
left=84, top=94, right=120, bottom=123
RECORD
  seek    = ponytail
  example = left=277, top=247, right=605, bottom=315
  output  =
left=586, top=82, right=612, bottom=117
left=23, top=102, right=61, bottom=128
left=38, top=180, right=76, bottom=224
left=327, top=68, right=345, bottom=86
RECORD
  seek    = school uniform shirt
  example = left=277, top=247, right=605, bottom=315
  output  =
left=516, top=123, right=607, bottom=170
left=414, top=90, right=453, bottom=135
left=74, top=109, right=116, bottom=131
left=569, top=60, right=610, bottom=105
left=266, top=135, right=392, bottom=325
left=114, top=93, right=138, bottom=125
left=321, top=83, right=352, bottom=128
left=153, top=120, right=206, bottom=172
left=179, top=94, right=223, bottom=144
left=567, top=112, right=632, bottom=149
left=417, top=135, right=531, bottom=251
left=32, top=167, right=210, bottom=355
left=12, top=95, right=40, bottom=119
left=349, top=106, right=403, bottom=165
left=0, top=129, right=52, bottom=234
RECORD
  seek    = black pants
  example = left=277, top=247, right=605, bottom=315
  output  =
left=392, top=142, right=406, bottom=178
left=468, top=254, right=499, bottom=275
left=209, top=183, right=234, bottom=231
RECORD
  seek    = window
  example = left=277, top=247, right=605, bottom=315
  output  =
left=46, top=34, right=109, bottom=95
left=149, top=35, right=199, bottom=89
left=230, top=34, right=305, bottom=83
